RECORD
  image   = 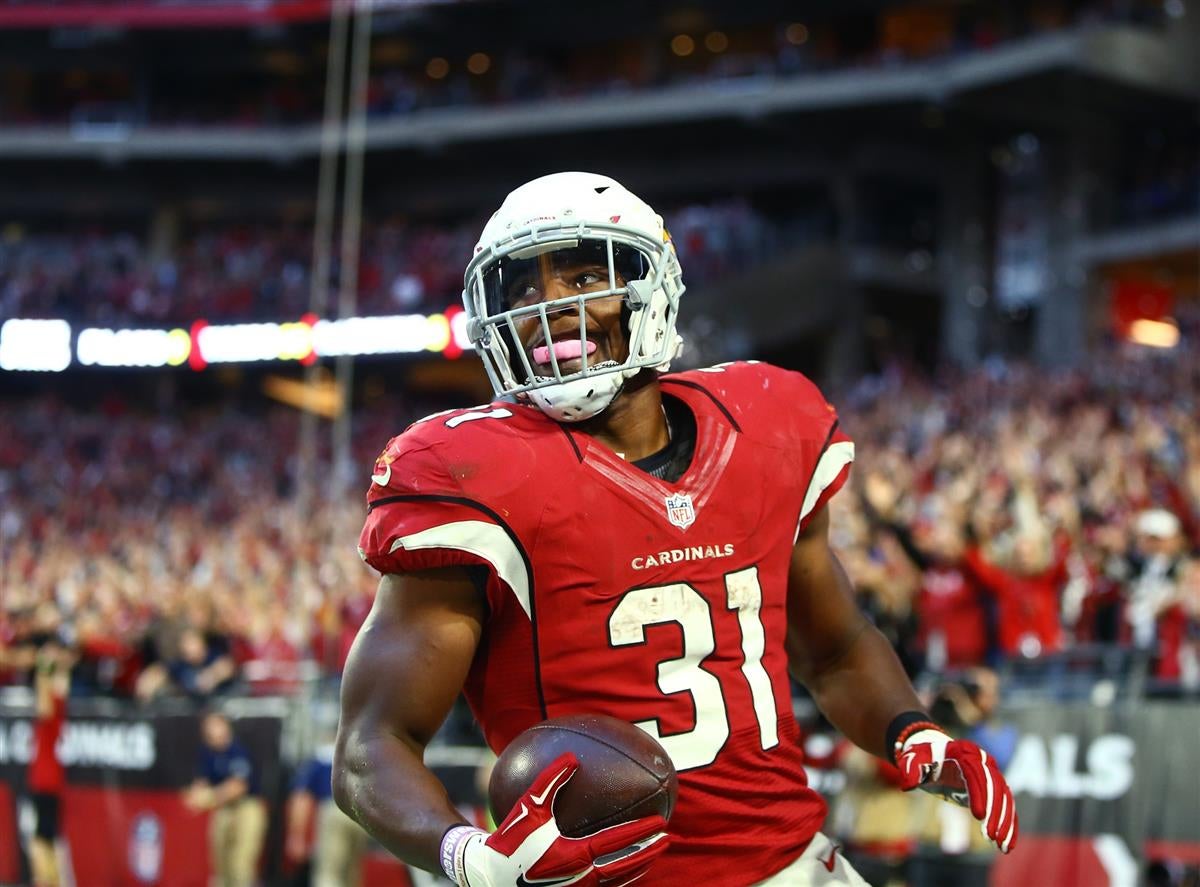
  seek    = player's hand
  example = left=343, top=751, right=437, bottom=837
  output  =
left=444, top=753, right=669, bottom=887
left=897, top=729, right=1018, bottom=853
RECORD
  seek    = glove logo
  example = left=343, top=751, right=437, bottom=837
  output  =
left=515, top=875, right=580, bottom=887
left=820, top=843, right=839, bottom=873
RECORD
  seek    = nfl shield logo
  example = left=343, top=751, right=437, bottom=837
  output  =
left=664, top=493, right=696, bottom=530
left=128, top=812, right=163, bottom=884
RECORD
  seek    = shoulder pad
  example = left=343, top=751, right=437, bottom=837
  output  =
left=663, top=361, right=835, bottom=437
left=366, top=403, right=553, bottom=505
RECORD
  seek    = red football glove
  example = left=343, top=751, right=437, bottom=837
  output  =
left=897, top=729, right=1018, bottom=853
left=442, top=753, right=669, bottom=887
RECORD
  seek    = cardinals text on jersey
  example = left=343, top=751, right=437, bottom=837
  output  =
left=359, top=361, right=854, bottom=887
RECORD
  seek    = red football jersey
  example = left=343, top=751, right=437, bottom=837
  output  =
left=28, top=695, right=66, bottom=795
left=359, top=361, right=854, bottom=886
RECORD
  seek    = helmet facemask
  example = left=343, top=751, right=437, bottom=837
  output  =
left=464, top=220, right=684, bottom=422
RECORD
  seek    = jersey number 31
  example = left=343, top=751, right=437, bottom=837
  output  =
left=608, top=566, right=779, bottom=772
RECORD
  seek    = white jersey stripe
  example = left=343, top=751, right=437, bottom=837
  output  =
left=795, top=440, right=855, bottom=541
left=390, top=520, right=531, bottom=619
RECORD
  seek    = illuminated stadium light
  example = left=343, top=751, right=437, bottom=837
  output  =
left=1128, top=318, right=1180, bottom=349
left=704, top=31, right=729, bottom=53
left=196, top=318, right=317, bottom=365
left=0, top=319, right=72, bottom=372
left=2, top=310, right=478, bottom=373
left=77, top=327, right=192, bottom=367
left=785, top=23, right=809, bottom=45
left=448, top=305, right=471, bottom=358
left=467, top=52, right=491, bottom=75
left=670, top=34, right=695, bottom=57
left=312, top=313, right=454, bottom=357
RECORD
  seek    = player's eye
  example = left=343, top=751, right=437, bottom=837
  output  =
left=508, top=281, right=541, bottom=307
left=575, top=270, right=605, bottom=288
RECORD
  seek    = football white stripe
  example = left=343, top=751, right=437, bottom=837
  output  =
left=390, top=520, right=531, bottom=618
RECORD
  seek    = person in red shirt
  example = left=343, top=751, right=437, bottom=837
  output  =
left=962, top=532, right=1069, bottom=659
left=859, top=476, right=990, bottom=669
left=28, top=641, right=71, bottom=887
left=333, top=172, right=1018, bottom=887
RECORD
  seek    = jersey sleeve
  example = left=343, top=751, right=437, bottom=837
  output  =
left=796, top=420, right=853, bottom=534
left=357, top=423, right=535, bottom=620
left=361, top=431, right=484, bottom=573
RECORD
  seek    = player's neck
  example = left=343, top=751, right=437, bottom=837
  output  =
left=576, top=372, right=668, bottom=462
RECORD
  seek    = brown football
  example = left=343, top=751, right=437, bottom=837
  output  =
left=488, top=713, right=678, bottom=839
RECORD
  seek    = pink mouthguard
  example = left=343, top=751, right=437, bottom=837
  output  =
left=532, top=339, right=597, bottom=365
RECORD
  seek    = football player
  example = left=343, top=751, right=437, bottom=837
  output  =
left=334, top=172, right=1017, bottom=886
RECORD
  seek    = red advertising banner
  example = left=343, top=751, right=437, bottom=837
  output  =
left=0, top=709, right=283, bottom=886
left=0, top=0, right=333, bottom=29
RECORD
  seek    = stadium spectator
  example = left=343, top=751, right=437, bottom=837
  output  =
left=28, top=640, right=71, bottom=887
left=1120, top=509, right=1198, bottom=684
left=166, top=626, right=237, bottom=701
left=286, top=725, right=369, bottom=887
left=962, top=531, right=1069, bottom=661
left=184, top=711, right=268, bottom=887
left=860, top=473, right=989, bottom=670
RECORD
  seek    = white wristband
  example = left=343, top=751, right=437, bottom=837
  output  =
left=440, top=825, right=486, bottom=884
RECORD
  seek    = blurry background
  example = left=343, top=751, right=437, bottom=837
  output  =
left=0, top=0, right=1197, bottom=885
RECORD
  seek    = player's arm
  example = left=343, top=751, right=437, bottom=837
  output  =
left=34, top=653, right=56, bottom=718
left=787, top=506, right=1018, bottom=852
left=334, top=570, right=670, bottom=887
left=332, top=566, right=484, bottom=873
left=211, top=775, right=249, bottom=805
left=785, top=506, right=923, bottom=759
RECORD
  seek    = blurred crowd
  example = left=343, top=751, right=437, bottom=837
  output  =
left=0, top=198, right=815, bottom=325
left=0, top=398, right=402, bottom=700
left=1, top=334, right=1197, bottom=705
left=0, top=219, right=472, bottom=326
left=0, top=0, right=1175, bottom=129
left=831, top=338, right=1200, bottom=692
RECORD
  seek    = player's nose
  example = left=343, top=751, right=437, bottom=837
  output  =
left=541, top=275, right=576, bottom=302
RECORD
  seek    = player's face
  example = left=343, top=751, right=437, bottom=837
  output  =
left=506, top=249, right=631, bottom=377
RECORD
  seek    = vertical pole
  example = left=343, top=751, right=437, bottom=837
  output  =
left=299, top=0, right=351, bottom=516
left=330, top=0, right=373, bottom=500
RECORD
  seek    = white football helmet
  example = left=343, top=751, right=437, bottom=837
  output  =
left=462, top=171, right=685, bottom=422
